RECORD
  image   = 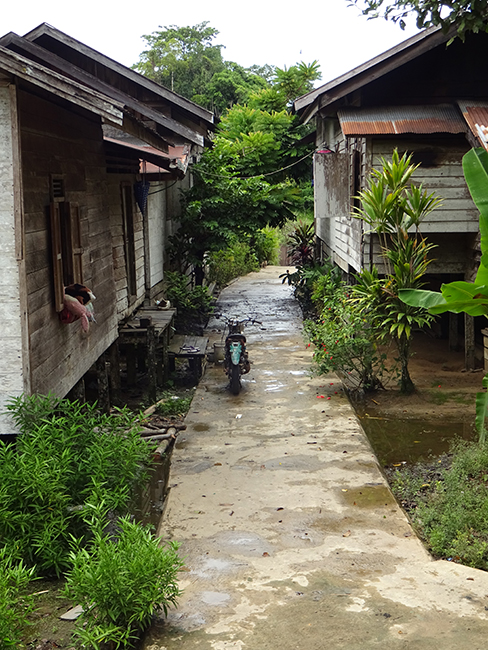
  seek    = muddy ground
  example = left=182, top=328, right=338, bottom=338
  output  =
left=359, top=332, right=484, bottom=422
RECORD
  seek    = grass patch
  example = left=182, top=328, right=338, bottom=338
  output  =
left=391, top=440, right=488, bottom=569
left=154, top=391, right=194, bottom=417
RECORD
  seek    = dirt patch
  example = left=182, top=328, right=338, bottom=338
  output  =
left=353, top=332, right=484, bottom=422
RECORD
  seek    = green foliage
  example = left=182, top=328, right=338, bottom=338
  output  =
left=252, top=227, right=280, bottom=265
left=65, top=504, right=183, bottom=648
left=0, top=548, right=36, bottom=650
left=353, top=149, right=440, bottom=393
left=304, top=279, right=387, bottom=391
left=155, top=393, right=193, bottom=417
left=193, top=62, right=268, bottom=116
left=1, top=395, right=151, bottom=576
left=281, top=259, right=341, bottom=317
left=400, top=147, right=488, bottom=435
left=165, top=271, right=213, bottom=331
left=350, top=0, right=488, bottom=40
left=207, top=238, right=259, bottom=287
left=393, top=441, right=488, bottom=569
left=286, top=220, right=315, bottom=266
left=248, top=61, right=321, bottom=110
left=133, top=22, right=225, bottom=101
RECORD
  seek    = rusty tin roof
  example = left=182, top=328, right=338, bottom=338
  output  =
left=458, top=101, right=488, bottom=151
left=338, top=105, right=466, bottom=136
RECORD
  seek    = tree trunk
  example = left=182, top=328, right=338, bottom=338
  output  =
left=194, top=250, right=205, bottom=286
left=398, top=335, right=415, bottom=395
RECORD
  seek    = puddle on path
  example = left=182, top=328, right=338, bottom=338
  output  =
left=356, top=411, right=476, bottom=466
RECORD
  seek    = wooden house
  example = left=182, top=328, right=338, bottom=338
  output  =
left=0, top=25, right=214, bottom=433
left=294, top=26, right=488, bottom=363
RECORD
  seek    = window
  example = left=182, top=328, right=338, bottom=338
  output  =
left=50, top=177, right=83, bottom=312
left=121, top=182, right=137, bottom=297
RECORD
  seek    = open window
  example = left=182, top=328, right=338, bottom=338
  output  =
left=50, top=176, right=83, bottom=312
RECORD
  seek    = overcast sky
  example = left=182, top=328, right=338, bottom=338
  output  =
left=2, top=0, right=419, bottom=86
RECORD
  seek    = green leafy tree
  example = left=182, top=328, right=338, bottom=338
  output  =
left=248, top=61, right=321, bottom=111
left=350, top=0, right=488, bottom=39
left=352, top=149, right=441, bottom=393
left=133, top=23, right=270, bottom=113
left=192, top=62, right=268, bottom=115
left=133, top=22, right=225, bottom=100
left=170, top=61, right=320, bottom=283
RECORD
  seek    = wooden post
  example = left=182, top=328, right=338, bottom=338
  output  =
left=69, top=377, right=86, bottom=404
left=108, top=342, right=121, bottom=407
left=96, top=354, right=110, bottom=413
left=449, top=313, right=460, bottom=352
left=482, top=329, right=488, bottom=372
left=126, top=343, right=137, bottom=386
left=147, top=324, right=157, bottom=404
left=465, top=313, right=475, bottom=371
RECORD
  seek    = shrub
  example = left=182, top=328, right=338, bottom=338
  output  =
left=392, top=441, right=488, bottom=570
left=1, top=395, right=152, bottom=575
left=280, top=259, right=341, bottom=318
left=0, top=548, right=36, bottom=650
left=252, top=227, right=280, bottom=265
left=207, top=238, right=259, bottom=287
left=165, top=271, right=213, bottom=332
left=304, top=282, right=387, bottom=392
left=65, top=505, right=183, bottom=649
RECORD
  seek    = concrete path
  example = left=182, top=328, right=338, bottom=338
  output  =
left=144, top=266, right=488, bottom=650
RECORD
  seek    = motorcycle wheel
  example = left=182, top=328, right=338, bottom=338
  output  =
left=230, top=364, right=241, bottom=395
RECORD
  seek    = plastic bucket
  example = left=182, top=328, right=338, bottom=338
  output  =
left=214, top=342, right=225, bottom=362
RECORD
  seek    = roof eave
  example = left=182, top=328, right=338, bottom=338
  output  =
left=294, top=24, right=456, bottom=119
left=22, top=23, right=215, bottom=128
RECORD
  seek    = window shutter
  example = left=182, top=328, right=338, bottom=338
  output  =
left=50, top=202, right=64, bottom=312
left=67, top=202, right=83, bottom=284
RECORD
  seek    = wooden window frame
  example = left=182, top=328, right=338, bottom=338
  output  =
left=121, top=182, right=137, bottom=298
left=51, top=200, right=84, bottom=312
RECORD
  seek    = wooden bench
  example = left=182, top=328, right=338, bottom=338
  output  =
left=168, top=335, right=209, bottom=380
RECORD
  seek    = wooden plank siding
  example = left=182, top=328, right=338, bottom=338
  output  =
left=107, top=175, right=146, bottom=320
left=0, top=84, right=26, bottom=433
left=18, top=87, right=118, bottom=398
left=371, top=139, right=479, bottom=234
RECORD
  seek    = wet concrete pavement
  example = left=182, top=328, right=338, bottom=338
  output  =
left=144, top=266, right=488, bottom=650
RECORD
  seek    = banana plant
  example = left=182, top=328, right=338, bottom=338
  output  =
left=399, top=147, right=488, bottom=440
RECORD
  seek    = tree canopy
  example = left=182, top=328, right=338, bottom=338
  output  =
left=350, top=0, right=488, bottom=39
left=133, top=22, right=270, bottom=114
left=134, top=22, right=321, bottom=283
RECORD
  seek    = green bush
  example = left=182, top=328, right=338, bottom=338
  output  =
left=0, top=548, right=36, bottom=650
left=1, top=395, right=152, bottom=576
left=165, top=271, right=213, bottom=332
left=304, top=282, right=387, bottom=392
left=207, top=238, right=259, bottom=287
left=392, top=441, right=488, bottom=569
left=252, top=227, right=280, bottom=265
left=65, top=505, right=183, bottom=649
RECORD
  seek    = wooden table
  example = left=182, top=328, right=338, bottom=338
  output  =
left=168, top=335, right=209, bottom=380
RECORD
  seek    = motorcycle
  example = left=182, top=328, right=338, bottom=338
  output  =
left=219, top=316, right=258, bottom=395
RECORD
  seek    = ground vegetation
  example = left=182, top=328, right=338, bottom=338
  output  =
left=0, top=395, right=184, bottom=648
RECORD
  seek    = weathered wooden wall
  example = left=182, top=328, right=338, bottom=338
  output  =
left=19, top=87, right=118, bottom=398
left=0, top=83, right=27, bottom=433
left=314, top=120, right=364, bottom=272
left=107, top=175, right=145, bottom=319
left=146, top=181, right=166, bottom=301
left=371, top=138, right=479, bottom=233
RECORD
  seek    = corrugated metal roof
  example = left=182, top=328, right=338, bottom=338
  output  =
left=458, top=101, right=488, bottom=151
left=338, top=105, right=466, bottom=136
